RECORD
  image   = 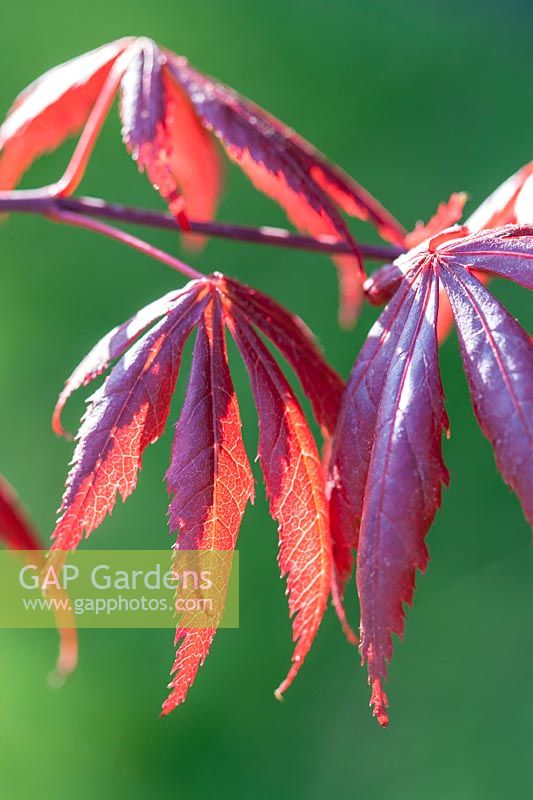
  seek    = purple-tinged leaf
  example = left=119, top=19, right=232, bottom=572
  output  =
left=167, top=293, right=254, bottom=547
left=356, top=268, right=448, bottom=726
left=119, top=42, right=222, bottom=238
left=53, top=284, right=199, bottom=437
left=327, top=273, right=422, bottom=590
left=163, top=294, right=254, bottom=712
left=120, top=38, right=165, bottom=157
left=437, top=224, right=533, bottom=291
left=228, top=312, right=332, bottom=696
left=167, top=56, right=372, bottom=325
left=439, top=263, right=533, bottom=526
left=52, top=284, right=208, bottom=550
left=222, top=276, right=344, bottom=436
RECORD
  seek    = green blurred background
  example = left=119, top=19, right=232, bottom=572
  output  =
left=1, top=1, right=532, bottom=797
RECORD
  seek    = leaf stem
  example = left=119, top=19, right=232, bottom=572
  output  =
left=0, top=193, right=405, bottom=261
left=45, top=207, right=204, bottom=282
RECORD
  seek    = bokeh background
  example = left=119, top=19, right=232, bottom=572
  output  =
left=1, top=1, right=532, bottom=797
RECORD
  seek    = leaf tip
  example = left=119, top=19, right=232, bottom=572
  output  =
left=273, top=687, right=285, bottom=703
left=370, top=678, right=389, bottom=727
left=52, top=404, right=73, bottom=440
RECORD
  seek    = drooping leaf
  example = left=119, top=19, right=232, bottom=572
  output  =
left=330, top=265, right=450, bottom=724
left=1, top=38, right=409, bottom=324
left=333, top=220, right=533, bottom=724
left=0, top=39, right=131, bottom=189
left=222, top=275, right=353, bottom=640
left=0, top=475, right=78, bottom=680
left=439, top=263, right=533, bottom=525
left=52, top=272, right=336, bottom=708
left=228, top=312, right=332, bottom=696
left=120, top=40, right=221, bottom=237
left=119, top=38, right=165, bottom=161
left=163, top=294, right=254, bottom=712
left=328, top=275, right=422, bottom=592
left=354, top=268, right=448, bottom=726
left=167, top=54, right=408, bottom=323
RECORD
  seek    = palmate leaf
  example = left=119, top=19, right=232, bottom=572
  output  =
left=52, top=274, right=341, bottom=710
left=0, top=37, right=407, bottom=325
left=331, top=222, right=533, bottom=725
left=0, top=475, right=78, bottom=681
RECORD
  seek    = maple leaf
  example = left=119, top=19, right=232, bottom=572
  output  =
left=0, top=475, right=78, bottom=681
left=52, top=274, right=343, bottom=711
left=0, top=37, right=407, bottom=325
left=329, top=223, right=533, bottom=726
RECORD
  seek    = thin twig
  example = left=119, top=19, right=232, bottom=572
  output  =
left=0, top=193, right=405, bottom=261
left=46, top=208, right=204, bottom=282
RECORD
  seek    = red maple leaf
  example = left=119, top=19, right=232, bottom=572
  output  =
left=0, top=37, right=407, bottom=326
left=2, top=36, right=532, bottom=731
left=51, top=274, right=345, bottom=711
left=329, top=223, right=533, bottom=726
left=0, top=475, right=78, bottom=681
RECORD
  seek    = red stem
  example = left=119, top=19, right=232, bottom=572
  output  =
left=46, top=207, right=204, bottom=282
left=0, top=193, right=405, bottom=261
